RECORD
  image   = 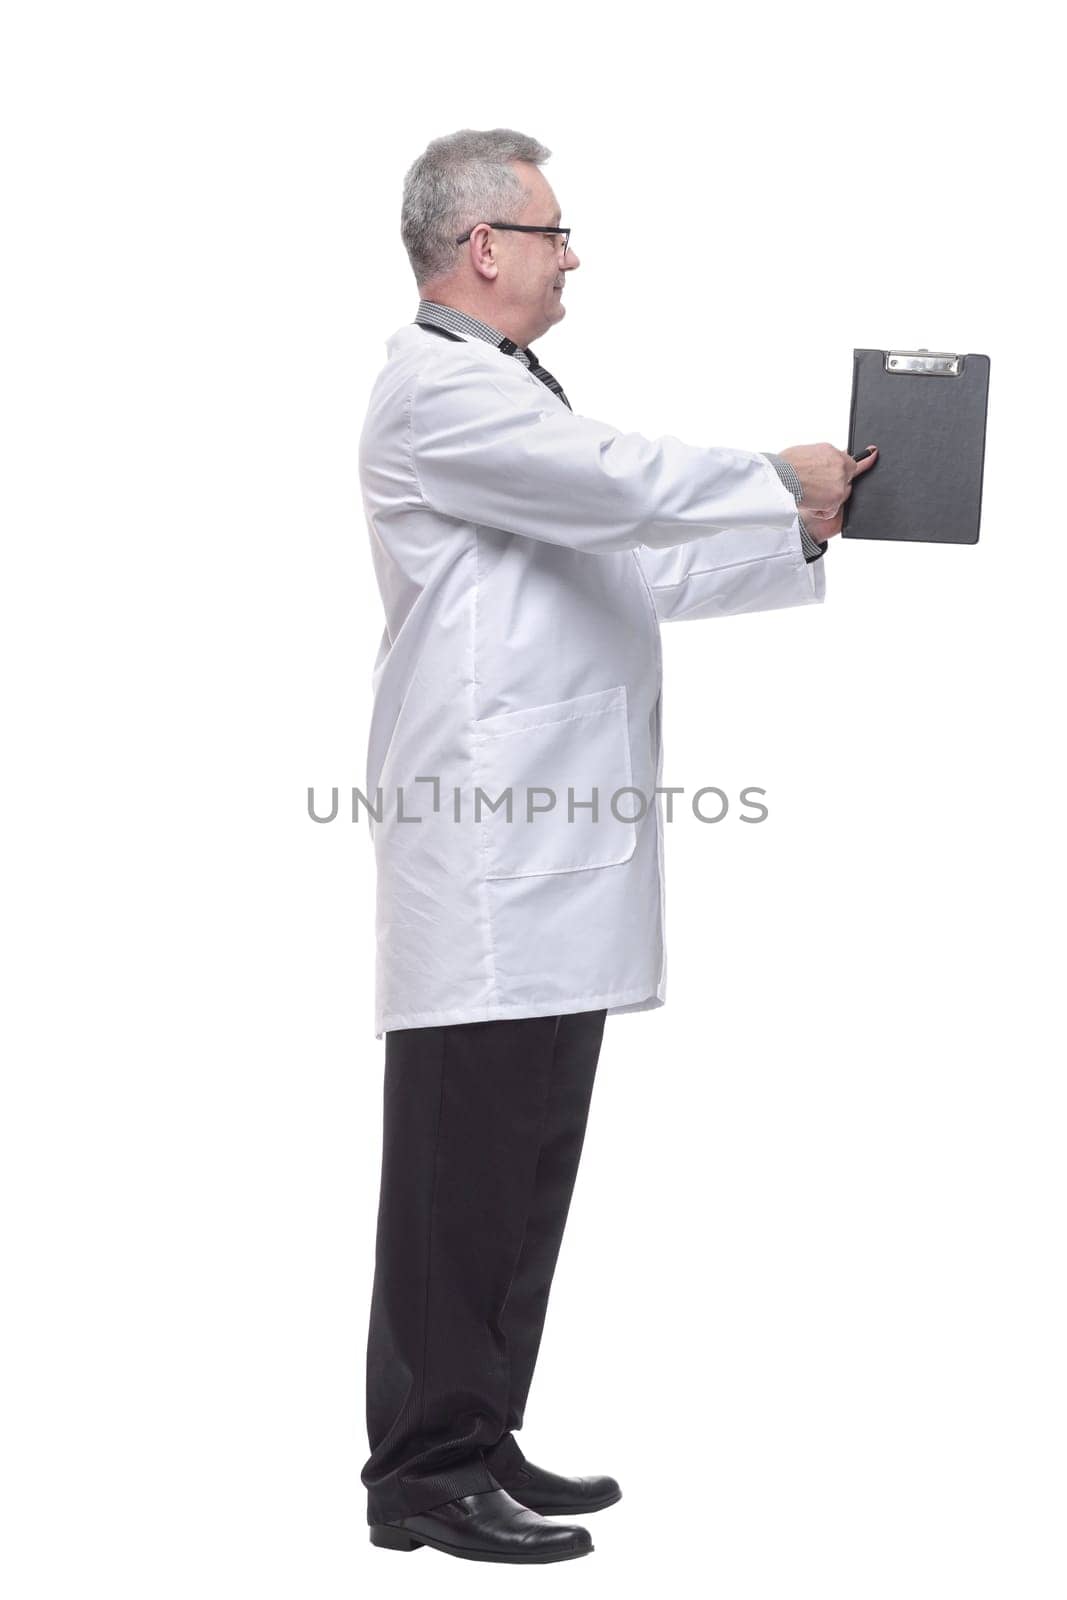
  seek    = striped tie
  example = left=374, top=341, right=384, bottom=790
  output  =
left=498, top=336, right=572, bottom=411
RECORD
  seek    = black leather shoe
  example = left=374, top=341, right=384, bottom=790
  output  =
left=369, top=1487, right=593, bottom=1563
left=495, top=1458, right=622, bottom=1515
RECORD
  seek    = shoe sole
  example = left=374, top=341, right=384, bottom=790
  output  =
left=370, top=1523, right=593, bottom=1562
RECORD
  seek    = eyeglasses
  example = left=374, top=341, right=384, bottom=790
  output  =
left=455, top=222, right=572, bottom=258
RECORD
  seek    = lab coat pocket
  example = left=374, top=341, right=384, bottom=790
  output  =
left=473, top=684, right=638, bottom=881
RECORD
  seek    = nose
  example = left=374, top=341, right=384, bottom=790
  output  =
left=563, top=245, right=580, bottom=270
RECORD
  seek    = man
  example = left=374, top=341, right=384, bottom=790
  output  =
left=358, top=128, right=877, bottom=1564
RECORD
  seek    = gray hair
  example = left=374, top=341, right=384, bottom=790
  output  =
left=401, top=128, right=552, bottom=289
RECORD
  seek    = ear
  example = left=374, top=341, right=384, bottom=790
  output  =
left=469, top=226, right=500, bottom=283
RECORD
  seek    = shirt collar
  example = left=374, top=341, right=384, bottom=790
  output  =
left=415, top=299, right=533, bottom=369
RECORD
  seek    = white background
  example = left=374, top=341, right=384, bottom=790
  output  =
left=3, top=2, right=1064, bottom=1595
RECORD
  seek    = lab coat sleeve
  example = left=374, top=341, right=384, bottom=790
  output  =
left=408, top=356, right=800, bottom=556
left=633, top=511, right=826, bottom=622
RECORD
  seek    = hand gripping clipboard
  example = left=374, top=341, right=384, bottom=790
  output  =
left=843, top=347, right=991, bottom=543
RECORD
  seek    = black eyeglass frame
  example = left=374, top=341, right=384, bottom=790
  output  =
left=455, top=222, right=572, bottom=255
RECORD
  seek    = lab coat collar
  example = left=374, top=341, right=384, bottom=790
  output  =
left=386, top=322, right=528, bottom=380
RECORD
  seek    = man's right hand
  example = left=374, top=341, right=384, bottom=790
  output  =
left=779, top=442, right=879, bottom=517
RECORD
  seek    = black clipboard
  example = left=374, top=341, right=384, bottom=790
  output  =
left=843, top=347, right=991, bottom=544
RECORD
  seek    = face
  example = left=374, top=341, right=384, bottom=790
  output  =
left=496, top=161, right=581, bottom=342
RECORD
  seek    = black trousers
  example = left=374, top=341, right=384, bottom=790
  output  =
left=361, top=1008, right=607, bottom=1525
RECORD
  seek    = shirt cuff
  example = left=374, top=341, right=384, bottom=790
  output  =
left=762, top=451, right=828, bottom=563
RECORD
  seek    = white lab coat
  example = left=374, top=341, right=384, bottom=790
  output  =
left=359, top=323, right=825, bottom=1037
